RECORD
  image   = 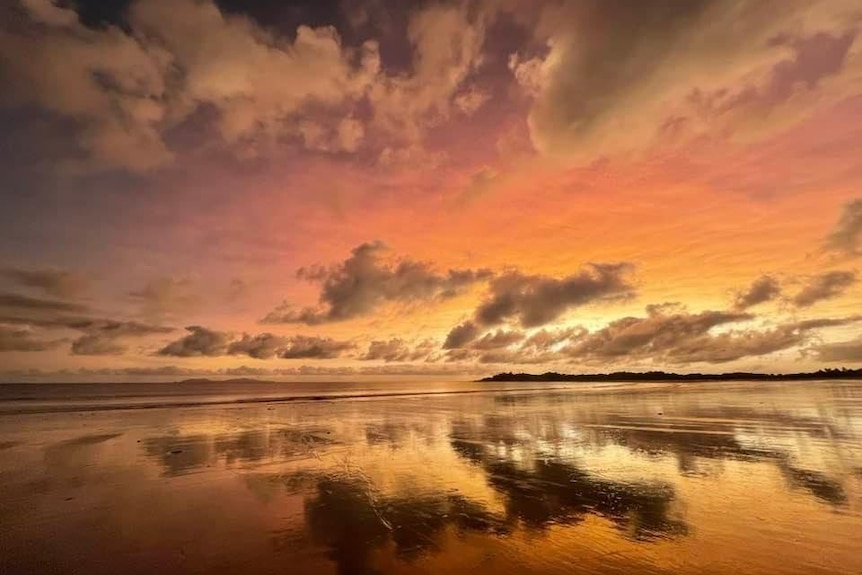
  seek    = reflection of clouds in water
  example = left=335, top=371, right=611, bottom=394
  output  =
left=583, top=408, right=853, bottom=507
left=269, top=472, right=509, bottom=575
left=777, top=463, right=848, bottom=507
left=142, top=428, right=337, bottom=476
left=31, top=432, right=127, bottom=493
left=363, top=419, right=436, bottom=448
left=449, top=427, right=687, bottom=538
left=484, top=386, right=857, bottom=509
left=267, top=454, right=685, bottom=574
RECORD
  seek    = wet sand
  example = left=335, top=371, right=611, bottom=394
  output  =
left=1, top=380, right=860, bottom=574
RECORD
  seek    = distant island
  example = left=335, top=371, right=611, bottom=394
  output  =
left=479, top=368, right=862, bottom=382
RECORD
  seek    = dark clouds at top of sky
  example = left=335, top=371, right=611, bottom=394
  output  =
left=1, top=0, right=858, bottom=172
left=0, top=0, right=494, bottom=171
left=511, top=0, right=860, bottom=158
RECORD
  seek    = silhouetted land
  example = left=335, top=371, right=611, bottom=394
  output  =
left=480, top=368, right=862, bottom=382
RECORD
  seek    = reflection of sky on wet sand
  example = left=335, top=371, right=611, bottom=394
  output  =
left=1, top=380, right=860, bottom=575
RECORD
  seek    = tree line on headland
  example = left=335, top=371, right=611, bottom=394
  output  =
left=479, top=368, right=862, bottom=382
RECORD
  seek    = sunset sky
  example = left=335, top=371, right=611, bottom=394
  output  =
left=1, top=0, right=861, bottom=380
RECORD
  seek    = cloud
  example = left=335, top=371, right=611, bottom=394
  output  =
left=368, top=3, right=487, bottom=144
left=790, top=270, right=857, bottom=307
left=1, top=267, right=89, bottom=299
left=0, top=325, right=64, bottom=352
left=521, top=327, right=585, bottom=351
left=69, top=320, right=174, bottom=356
left=512, top=0, right=861, bottom=158
left=733, top=275, right=782, bottom=310
left=157, top=326, right=231, bottom=357
left=825, top=198, right=862, bottom=257
left=361, top=338, right=436, bottom=362
left=0, top=293, right=87, bottom=315
left=443, top=321, right=481, bottom=349
left=227, top=333, right=289, bottom=360
left=470, top=329, right=526, bottom=350
left=1, top=0, right=174, bottom=171
left=280, top=336, right=355, bottom=359
left=1, top=0, right=491, bottom=170
left=445, top=307, right=859, bottom=366
left=561, top=305, right=862, bottom=365
left=262, top=242, right=491, bottom=325
left=443, top=325, right=577, bottom=363
left=812, top=337, right=862, bottom=362
left=129, top=277, right=201, bottom=318
left=0, top=290, right=173, bottom=355
left=563, top=305, right=751, bottom=362
left=473, top=263, right=635, bottom=328
left=159, top=328, right=354, bottom=360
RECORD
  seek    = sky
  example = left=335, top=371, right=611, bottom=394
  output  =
left=0, top=0, right=861, bottom=381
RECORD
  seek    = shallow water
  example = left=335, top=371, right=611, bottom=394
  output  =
left=1, top=379, right=860, bottom=574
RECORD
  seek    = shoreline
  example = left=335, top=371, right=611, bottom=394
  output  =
left=479, top=369, right=862, bottom=382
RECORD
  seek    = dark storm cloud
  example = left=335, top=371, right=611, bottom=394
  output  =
left=473, top=263, right=635, bottom=328
left=262, top=242, right=492, bottom=325
left=280, top=336, right=355, bottom=359
left=157, top=326, right=232, bottom=357
left=825, top=198, right=862, bottom=257
left=733, top=275, right=782, bottom=310
left=0, top=325, right=64, bottom=352
left=361, top=338, right=436, bottom=362
left=443, top=321, right=481, bottom=349
left=790, top=270, right=857, bottom=308
left=1, top=267, right=89, bottom=299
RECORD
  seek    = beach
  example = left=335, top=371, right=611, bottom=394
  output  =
left=1, top=379, right=860, bottom=575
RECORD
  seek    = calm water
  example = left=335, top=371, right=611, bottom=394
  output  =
left=0, top=379, right=860, bottom=574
